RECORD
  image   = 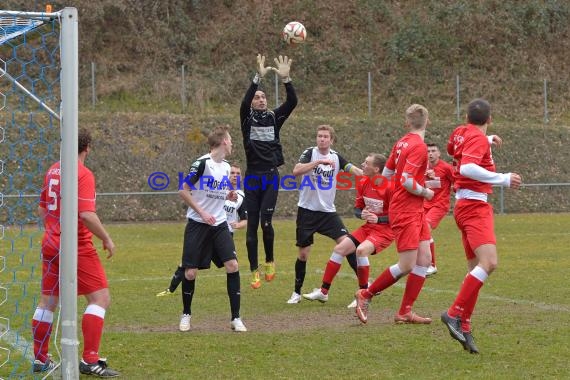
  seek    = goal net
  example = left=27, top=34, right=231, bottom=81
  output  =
left=0, top=8, right=78, bottom=378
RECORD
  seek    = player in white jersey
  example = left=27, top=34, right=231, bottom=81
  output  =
left=225, top=164, right=247, bottom=234
left=176, top=125, right=246, bottom=332
left=286, top=125, right=363, bottom=304
left=157, top=164, right=246, bottom=297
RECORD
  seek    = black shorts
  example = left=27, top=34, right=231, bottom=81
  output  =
left=296, top=207, right=348, bottom=247
left=244, top=169, right=280, bottom=215
left=181, top=219, right=237, bottom=269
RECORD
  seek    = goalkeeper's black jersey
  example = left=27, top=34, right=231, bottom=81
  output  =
left=240, top=80, right=297, bottom=172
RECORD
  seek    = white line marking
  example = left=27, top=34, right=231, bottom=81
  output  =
left=107, top=269, right=570, bottom=313
left=0, top=323, right=35, bottom=362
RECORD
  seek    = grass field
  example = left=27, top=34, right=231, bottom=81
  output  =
left=3, top=214, right=570, bottom=379
left=88, top=213, right=569, bottom=380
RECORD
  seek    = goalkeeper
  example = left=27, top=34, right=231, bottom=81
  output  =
left=240, top=54, right=298, bottom=289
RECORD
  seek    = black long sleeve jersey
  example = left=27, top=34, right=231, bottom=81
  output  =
left=240, top=79, right=298, bottom=172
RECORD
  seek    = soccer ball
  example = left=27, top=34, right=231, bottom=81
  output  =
left=282, top=21, right=307, bottom=45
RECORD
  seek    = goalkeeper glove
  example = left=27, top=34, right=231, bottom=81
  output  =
left=272, top=55, right=293, bottom=83
left=256, top=54, right=271, bottom=78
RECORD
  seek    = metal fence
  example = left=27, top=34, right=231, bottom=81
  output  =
left=4, top=182, right=568, bottom=223
left=85, top=63, right=568, bottom=123
left=87, top=182, right=570, bottom=222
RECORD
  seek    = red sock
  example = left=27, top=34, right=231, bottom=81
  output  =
left=357, top=265, right=370, bottom=289
left=398, top=273, right=426, bottom=315
left=367, top=267, right=398, bottom=297
left=82, top=308, right=105, bottom=363
left=430, top=240, right=436, bottom=267
left=32, top=319, right=52, bottom=362
left=448, top=273, right=484, bottom=318
left=321, top=260, right=342, bottom=295
left=460, top=284, right=482, bottom=332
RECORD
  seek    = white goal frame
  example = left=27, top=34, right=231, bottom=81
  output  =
left=0, top=7, right=78, bottom=379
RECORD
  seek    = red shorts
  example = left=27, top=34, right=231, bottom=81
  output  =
left=424, top=205, right=449, bottom=230
left=389, top=211, right=431, bottom=252
left=350, top=223, right=394, bottom=254
left=454, top=199, right=496, bottom=260
left=41, top=244, right=108, bottom=296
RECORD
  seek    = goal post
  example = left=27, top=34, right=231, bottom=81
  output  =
left=0, top=7, right=79, bottom=379
left=60, top=7, right=79, bottom=380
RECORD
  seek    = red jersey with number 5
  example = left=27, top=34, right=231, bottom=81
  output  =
left=449, top=124, right=496, bottom=194
left=385, top=133, right=428, bottom=213
left=40, top=161, right=97, bottom=255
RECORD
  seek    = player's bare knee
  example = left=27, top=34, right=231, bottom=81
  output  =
left=184, top=268, right=197, bottom=281
left=39, top=295, right=58, bottom=311
left=398, top=262, right=414, bottom=274
left=486, top=260, right=498, bottom=273
left=225, top=259, right=239, bottom=273
left=298, top=252, right=309, bottom=261
left=101, top=295, right=111, bottom=310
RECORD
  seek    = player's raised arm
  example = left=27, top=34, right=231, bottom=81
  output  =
left=240, top=54, right=270, bottom=121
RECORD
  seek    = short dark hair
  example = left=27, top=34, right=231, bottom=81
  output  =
left=426, top=142, right=439, bottom=149
left=467, top=98, right=491, bottom=125
left=78, top=129, right=92, bottom=154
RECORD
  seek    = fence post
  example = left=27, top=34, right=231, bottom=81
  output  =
left=181, top=64, right=186, bottom=113
left=499, top=186, right=505, bottom=214
left=544, top=79, right=548, bottom=124
left=275, top=71, right=279, bottom=108
left=91, top=61, right=96, bottom=107
left=368, top=72, right=372, bottom=117
left=456, top=74, right=460, bottom=121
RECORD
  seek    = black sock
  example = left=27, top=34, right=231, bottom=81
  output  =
left=294, top=259, right=307, bottom=294
left=181, top=276, right=195, bottom=315
left=227, top=271, right=241, bottom=320
left=346, top=252, right=358, bottom=275
left=169, top=266, right=184, bottom=293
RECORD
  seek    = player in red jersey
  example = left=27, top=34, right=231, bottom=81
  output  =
left=32, top=129, right=119, bottom=376
left=441, top=99, right=521, bottom=354
left=302, top=153, right=394, bottom=305
left=354, top=104, right=434, bottom=324
left=424, top=143, right=454, bottom=276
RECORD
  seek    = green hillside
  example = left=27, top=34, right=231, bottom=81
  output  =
left=4, top=0, right=570, bottom=117
left=2, top=0, right=569, bottom=220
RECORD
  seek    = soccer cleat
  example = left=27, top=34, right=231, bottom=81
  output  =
left=286, top=292, right=302, bottom=304
left=441, top=311, right=466, bottom=343
left=33, top=358, right=56, bottom=373
left=156, top=288, right=173, bottom=297
left=79, top=358, right=120, bottom=377
left=426, top=265, right=438, bottom=276
left=302, top=288, right=328, bottom=303
left=250, top=271, right=261, bottom=289
left=394, top=311, right=432, bottom=324
left=264, top=262, right=276, bottom=282
left=179, top=313, right=191, bottom=332
left=462, top=332, right=480, bottom=354
left=347, top=299, right=357, bottom=308
left=230, top=318, right=247, bottom=332
left=354, top=289, right=370, bottom=324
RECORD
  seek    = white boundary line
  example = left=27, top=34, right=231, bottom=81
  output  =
left=104, top=270, right=570, bottom=313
